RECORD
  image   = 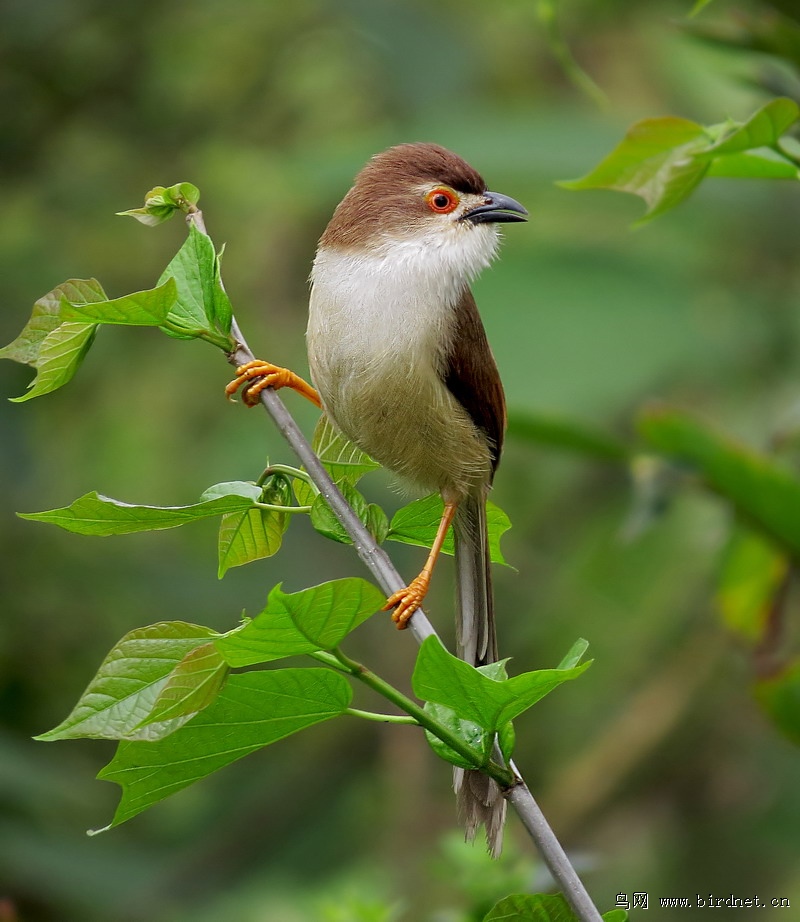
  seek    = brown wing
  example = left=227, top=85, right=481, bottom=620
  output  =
left=443, top=288, right=506, bottom=478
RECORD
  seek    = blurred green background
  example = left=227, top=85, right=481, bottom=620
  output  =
left=2, top=1, right=800, bottom=919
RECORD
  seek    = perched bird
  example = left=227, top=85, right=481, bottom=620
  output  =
left=227, top=143, right=526, bottom=855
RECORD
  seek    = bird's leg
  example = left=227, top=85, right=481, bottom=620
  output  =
left=383, top=499, right=459, bottom=630
left=225, top=360, right=321, bottom=408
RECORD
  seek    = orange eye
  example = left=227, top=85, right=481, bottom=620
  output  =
left=426, top=187, right=459, bottom=214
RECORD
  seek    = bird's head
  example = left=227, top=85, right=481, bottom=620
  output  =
left=319, top=143, right=527, bottom=276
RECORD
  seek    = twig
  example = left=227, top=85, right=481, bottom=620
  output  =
left=188, top=208, right=603, bottom=922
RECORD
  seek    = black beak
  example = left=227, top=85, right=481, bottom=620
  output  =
left=461, top=191, right=528, bottom=225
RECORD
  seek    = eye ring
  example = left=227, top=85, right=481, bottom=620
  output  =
left=426, top=187, right=459, bottom=214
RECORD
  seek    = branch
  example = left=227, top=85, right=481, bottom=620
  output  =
left=187, top=208, right=603, bottom=922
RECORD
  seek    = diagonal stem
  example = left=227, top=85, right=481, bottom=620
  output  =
left=187, top=207, right=603, bottom=922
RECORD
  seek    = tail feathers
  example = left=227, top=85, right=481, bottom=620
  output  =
left=454, top=493, right=497, bottom=667
left=454, top=767, right=507, bottom=859
left=453, top=492, right=505, bottom=857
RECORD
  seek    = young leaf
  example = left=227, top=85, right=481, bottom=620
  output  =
left=217, top=475, right=293, bottom=577
left=639, top=406, right=800, bottom=557
left=388, top=494, right=511, bottom=566
left=36, top=622, right=221, bottom=742
left=412, top=637, right=590, bottom=734
left=754, top=659, right=800, bottom=747
left=59, top=278, right=178, bottom=326
left=94, top=668, right=352, bottom=829
left=216, top=578, right=384, bottom=667
left=158, top=224, right=234, bottom=349
left=1, top=278, right=107, bottom=401
left=717, top=527, right=788, bottom=644
left=117, top=182, right=200, bottom=226
left=19, top=483, right=260, bottom=536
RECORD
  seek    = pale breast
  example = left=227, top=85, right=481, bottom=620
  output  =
left=307, top=245, right=493, bottom=496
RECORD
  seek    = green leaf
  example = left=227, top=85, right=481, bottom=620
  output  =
left=706, top=149, right=800, bottom=180
left=217, top=475, right=293, bottom=577
left=0, top=278, right=104, bottom=365
left=412, top=637, right=590, bottom=734
left=754, top=659, right=800, bottom=746
left=199, top=480, right=262, bottom=502
left=10, top=322, right=98, bottom=402
left=19, top=484, right=260, bottom=536
left=424, top=699, right=515, bottom=769
left=215, top=578, right=384, bottom=667
left=117, top=182, right=200, bottom=226
left=292, top=475, right=319, bottom=508
left=483, top=893, right=627, bottom=921
left=310, top=481, right=388, bottom=545
left=1, top=278, right=106, bottom=401
left=211, top=247, right=233, bottom=335
left=95, top=668, right=352, bottom=829
left=557, top=638, right=590, bottom=670
left=702, top=98, right=800, bottom=158
left=312, top=414, right=380, bottom=484
left=559, top=116, right=712, bottom=221
left=36, top=622, right=220, bottom=742
left=717, top=527, right=788, bottom=644
left=560, top=99, right=800, bottom=222
left=59, top=278, right=178, bottom=326
left=639, top=406, right=800, bottom=557
left=388, top=494, right=511, bottom=566
left=218, top=508, right=287, bottom=576
left=157, top=224, right=234, bottom=349
left=135, top=642, right=228, bottom=731
left=508, top=410, right=628, bottom=461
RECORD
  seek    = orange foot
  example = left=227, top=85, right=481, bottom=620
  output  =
left=225, top=360, right=321, bottom=408
left=382, top=572, right=431, bottom=630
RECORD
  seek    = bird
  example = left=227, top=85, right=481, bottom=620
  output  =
left=226, top=143, right=527, bottom=855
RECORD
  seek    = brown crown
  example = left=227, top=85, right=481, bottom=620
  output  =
left=320, top=143, right=487, bottom=248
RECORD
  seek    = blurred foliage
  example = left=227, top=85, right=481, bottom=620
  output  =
left=3, top=0, right=800, bottom=920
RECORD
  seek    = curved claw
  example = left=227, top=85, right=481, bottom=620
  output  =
left=382, top=573, right=431, bottom=630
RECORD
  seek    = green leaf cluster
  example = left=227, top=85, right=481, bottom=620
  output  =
left=37, top=573, right=589, bottom=831
left=19, top=406, right=513, bottom=579
left=0, top=184, right=234, bottom=401
left=561, top=98, right=800, bottom=222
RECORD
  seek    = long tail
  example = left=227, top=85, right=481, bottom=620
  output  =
left=453, top=491, right=506, bottom=858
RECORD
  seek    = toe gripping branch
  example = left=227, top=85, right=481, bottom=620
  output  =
left=225, top=359, right=321, bottom=408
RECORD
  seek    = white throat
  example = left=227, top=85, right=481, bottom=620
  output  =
left=308, top=223, right=499, bottom=356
